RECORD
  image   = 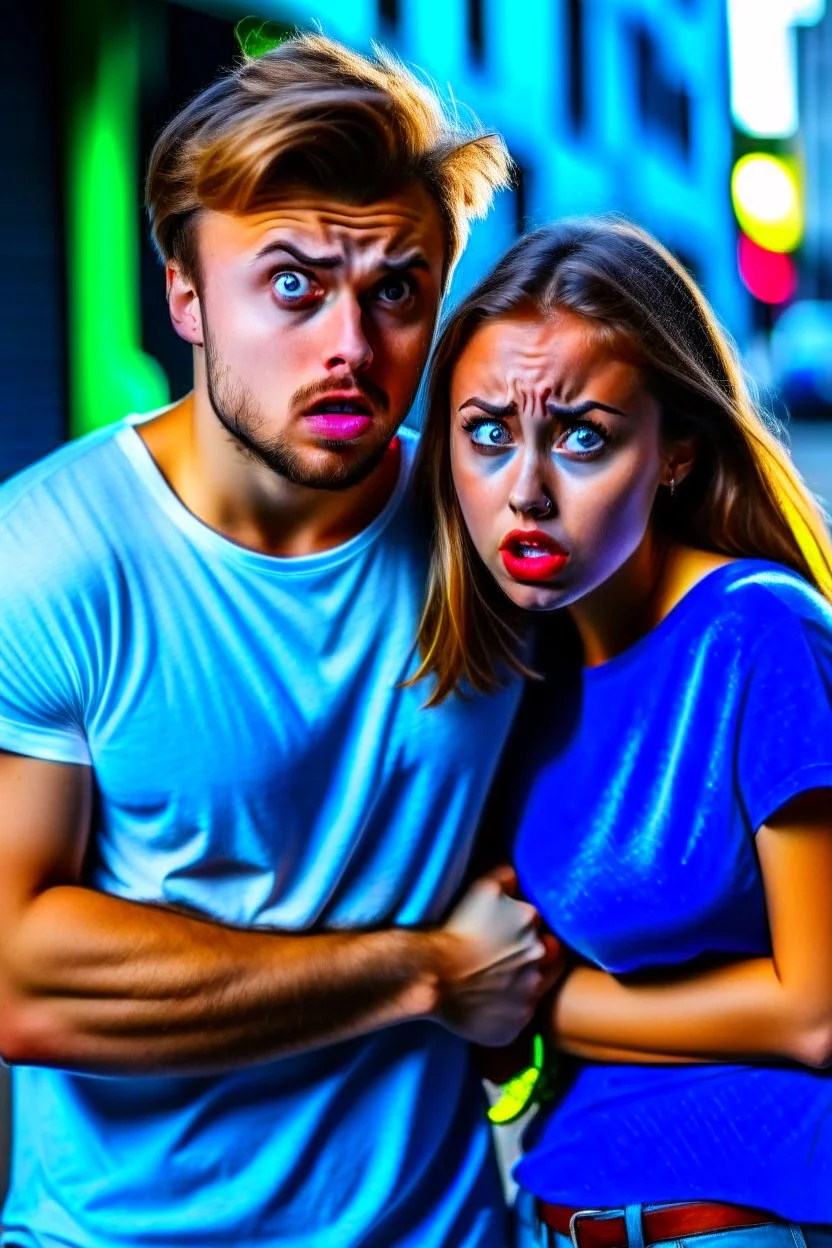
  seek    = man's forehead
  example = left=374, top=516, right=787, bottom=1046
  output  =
left=202, top=186, right=445, bottom=263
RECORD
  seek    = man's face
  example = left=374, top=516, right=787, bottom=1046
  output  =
left=182, top=184, right=446, bottom=490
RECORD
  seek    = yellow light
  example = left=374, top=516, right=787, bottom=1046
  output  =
left=730, top=153, right=803, bottom=252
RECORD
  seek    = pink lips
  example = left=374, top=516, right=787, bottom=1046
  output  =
left=498, top=529, right=569, bottom=584
left=305, top=414, right=373, bottom=440
left=304, top=393, right=374, bottom=441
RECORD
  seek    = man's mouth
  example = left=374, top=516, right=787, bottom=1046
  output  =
left=304, top=395, right=373, bottom=441
left=498, top=530, right=569, bottom=583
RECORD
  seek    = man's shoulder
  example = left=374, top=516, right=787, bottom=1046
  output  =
left=0, top=420, right=129, bottom=523
left=0, top=420, right=135, bottom=589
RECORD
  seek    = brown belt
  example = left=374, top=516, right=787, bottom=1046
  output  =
left=535, top=1200, right=775, bottom=1248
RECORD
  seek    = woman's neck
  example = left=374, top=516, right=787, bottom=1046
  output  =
left=566, top=536, right=735, bottom=668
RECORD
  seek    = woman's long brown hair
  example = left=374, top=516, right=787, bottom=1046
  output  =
left=411, top=218, right=832, bottom=704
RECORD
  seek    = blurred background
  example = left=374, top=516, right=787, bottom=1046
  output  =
left=5, top=0, right=832, bottom=490
left=2, top=0, right=832, bottom=1203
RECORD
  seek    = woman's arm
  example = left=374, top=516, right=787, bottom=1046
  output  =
left=549, top=789, right=832, bottom=1068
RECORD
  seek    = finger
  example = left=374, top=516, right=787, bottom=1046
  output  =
left=482, top=864, right=518, bottom=896
left=515, top=900, right=541, bottom=931
left=539, top=932, right=562, bottom=968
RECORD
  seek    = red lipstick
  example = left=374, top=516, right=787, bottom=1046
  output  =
left=498, top=529, right=569, bottom=583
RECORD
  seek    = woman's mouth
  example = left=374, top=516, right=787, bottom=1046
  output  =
left=498, top=530, right=569, bottom=583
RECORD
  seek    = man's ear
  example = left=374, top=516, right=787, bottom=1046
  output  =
left=166, top=263, right=203, bottom=346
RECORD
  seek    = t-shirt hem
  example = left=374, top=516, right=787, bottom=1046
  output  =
left=0, top=1232, right=39, bottom=1248
left=749, top=763, right=832, bottom=831
left=0, top=717, right=91, bottom=766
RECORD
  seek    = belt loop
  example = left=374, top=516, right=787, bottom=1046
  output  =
left=624, top=1205, right=646, bottom=1248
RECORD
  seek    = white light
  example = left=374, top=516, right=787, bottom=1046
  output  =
left=728, top=0, right=827, bottom=139
left=787, top=0, right=826, bottom=23
left=728, top=0, right=799, bottom=137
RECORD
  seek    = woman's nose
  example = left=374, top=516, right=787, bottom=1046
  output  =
left=508, top=465, right=555, bottom=520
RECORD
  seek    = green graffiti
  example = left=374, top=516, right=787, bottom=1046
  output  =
left=235, top=16, right=287, bottom=59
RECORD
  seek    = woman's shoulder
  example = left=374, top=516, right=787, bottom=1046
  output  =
left=686, top=556, right=832, bottom=639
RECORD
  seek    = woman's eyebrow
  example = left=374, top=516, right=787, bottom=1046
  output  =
left=458, top=398, right=516, bottom=416
left=459, top=397, right=630, bottom=419
left=546, top=399, right=629, bottom=419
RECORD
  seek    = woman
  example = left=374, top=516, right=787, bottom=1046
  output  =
left=413, top=219, right=832, bottom=1247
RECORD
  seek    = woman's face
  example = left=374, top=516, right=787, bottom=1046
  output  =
left=450, top=308, right=669, bottom=613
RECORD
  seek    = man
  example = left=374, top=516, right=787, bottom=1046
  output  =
left=0, top=35, right=547, bottom=1248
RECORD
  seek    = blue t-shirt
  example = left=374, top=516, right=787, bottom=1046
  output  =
left=0, top=419, right=521, bottom=1248
left=511, top=560, right=832, bottom=1222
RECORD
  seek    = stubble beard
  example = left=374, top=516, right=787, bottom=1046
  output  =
left=202, top=319, right=398, bottom=492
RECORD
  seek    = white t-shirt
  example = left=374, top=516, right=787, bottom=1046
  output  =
left=0, top=419, right=520, bottom=1248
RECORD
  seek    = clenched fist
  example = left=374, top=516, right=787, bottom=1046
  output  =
left=429, top=866, right=561, bottom=1047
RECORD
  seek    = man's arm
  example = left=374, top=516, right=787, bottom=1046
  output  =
left=548, top=790, right=832, bottom=1069
left=0, top=751, right=548, bottom=1075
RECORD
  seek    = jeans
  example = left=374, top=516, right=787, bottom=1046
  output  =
left=513, top=1189, right=832, bottom=1248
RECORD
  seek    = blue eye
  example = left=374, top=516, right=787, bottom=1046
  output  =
left=557, top=425, right=607, bottom=456
left=273, top=271, right=314, bottom=302
left=468, top=421, right=513, bottom=449
left=377, top=278, right=413, bottom=305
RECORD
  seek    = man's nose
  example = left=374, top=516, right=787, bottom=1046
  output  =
left=323, top=297, right=373, bottom=373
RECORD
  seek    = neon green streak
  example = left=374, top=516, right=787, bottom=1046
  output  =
left=487, top=1032, right=548, bottom=1126
left=66, top=0, right=168, bottom=438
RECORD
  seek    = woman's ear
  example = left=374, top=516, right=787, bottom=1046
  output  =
left=663, top=436, right=698, bottom=489
left=166, top=263, right=204, bottom=347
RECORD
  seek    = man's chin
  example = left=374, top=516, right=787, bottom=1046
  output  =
left=259, top=437, right=393, bottom=492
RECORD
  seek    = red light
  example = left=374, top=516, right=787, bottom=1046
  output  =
left=737, top=233, right=797, bottom=304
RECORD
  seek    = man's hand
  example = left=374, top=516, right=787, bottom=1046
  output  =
left=430, top=866, right=560, bottom=1046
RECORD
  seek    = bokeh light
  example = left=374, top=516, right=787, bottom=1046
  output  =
left=731, top=153, right=803, bottom=252
left=738, top=232, right=798, bottom=303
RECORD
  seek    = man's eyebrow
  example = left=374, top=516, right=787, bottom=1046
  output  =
left=458, top=398, right=516, bottom=417
left=545, top=399, right=629, bottom=419
left=380, top=253, right=430, bottom=274
left=252, top=243, right=430, bottom=274
left=253, top=241, right=342, bottom=268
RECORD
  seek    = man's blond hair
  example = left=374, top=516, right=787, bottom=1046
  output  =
left=146, top=32, right=512, bottom=281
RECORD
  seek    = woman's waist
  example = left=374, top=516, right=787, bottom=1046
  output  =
left=535, top=1056, right=831, bottom=1124
left=517, top=1059, right=832, bottom=1218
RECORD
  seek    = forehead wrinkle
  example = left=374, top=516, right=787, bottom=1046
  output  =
left=237, top=192, right=436, bottom=248
left=238, top=212, right=438, bottom=286
left=454, top=312, right=651, bottom=431
left=504, top=353, right=560, bottom=421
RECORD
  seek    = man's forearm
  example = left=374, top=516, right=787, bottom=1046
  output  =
left=0, top=884, right=442, bottom=1075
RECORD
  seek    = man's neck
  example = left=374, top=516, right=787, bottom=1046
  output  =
left=136, top=393, right=403, bottom=558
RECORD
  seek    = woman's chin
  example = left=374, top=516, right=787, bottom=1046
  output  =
left=498, top=575, right=568, bottom=613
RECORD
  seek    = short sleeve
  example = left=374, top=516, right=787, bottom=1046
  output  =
left=0, top=534, right=92, bottom=766
left=737, top=611, right=832, bottom=830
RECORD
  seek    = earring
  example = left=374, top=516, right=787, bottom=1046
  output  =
left=669, top=475, right=676, bottom=497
